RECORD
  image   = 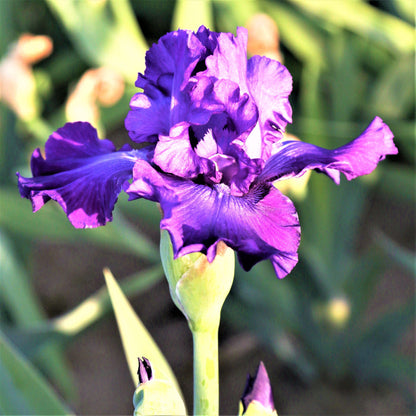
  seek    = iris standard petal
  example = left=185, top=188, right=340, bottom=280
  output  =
left=258, top=117, right=397, bottom=185
left=202, top=27, right=249, bottom=94
left=125, top=82, right=171, bottom=143
left=246, top=55, right=293, bottom=157
left=126, top=160, right=300, bottom=279
left=153, top=122, right=213, bottom=178
left=142, top=29, right=205, bottom=91
left=17, top=122, right=149, bottom=228
left=126, top=30, right=210, bottom=142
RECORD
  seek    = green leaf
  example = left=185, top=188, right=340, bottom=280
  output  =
left=6, top=265, right=164, bottom=356
left=376, top=163, right=416, bottom=204
left=0, top=329, right=72, bottom=415
left=0, top=230, right=75, bottom=398
left=0, top=188, right=160, bottom=261
left=353, top=300, right=414, bottom=371
left=212, top=0, right=260, bottom=34
left=54, top=265, right=163, bottom=337
left=288, top=0, right=415, bottom=54
left=172, top=0, right=214, bottom=31
left=45, top=0, right=147, bottom=83
left=103, top=268, right=182, bottom=394
left=375, top=231, right=416, bottom=275
left=262, top=0, right=326, bottom=64
left=367, top=53, right=415, bottom=119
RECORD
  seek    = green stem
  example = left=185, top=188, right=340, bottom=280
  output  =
left=192, top=325, right=219, bottom=416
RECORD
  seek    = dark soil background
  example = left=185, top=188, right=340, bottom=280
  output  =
left=32, top=193, right=415, bottom=415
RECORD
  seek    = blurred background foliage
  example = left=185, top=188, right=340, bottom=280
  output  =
left=0, top=0, right=414, bottom=414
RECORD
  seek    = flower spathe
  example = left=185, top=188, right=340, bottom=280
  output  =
left=17, top=26, right=398, bottom=279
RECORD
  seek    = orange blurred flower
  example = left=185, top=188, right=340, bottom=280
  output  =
left=0, top=33, right=53, bottom=120
left=65, top=67, right=124, bottom=125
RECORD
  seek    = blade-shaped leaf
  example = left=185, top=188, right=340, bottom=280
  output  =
left=0, top=230, right=75, bottom=398
left=45, top=0, right=147, bottom=83
left=172, top=0, right=213, bottom=31
left=0, top=329, right=73, bottom=415
left=288, top=0, right=415, bottom=54
left=6, top=265, right=164, bottom=357
left=103, top=268, right=182, bottom=394
left=0, top=188, right=160, bottom=261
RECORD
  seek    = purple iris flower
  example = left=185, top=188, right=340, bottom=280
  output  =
left=17, top=26, right=397, bottom=279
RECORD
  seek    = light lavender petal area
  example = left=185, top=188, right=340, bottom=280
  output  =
left=246, top=55, right=293, bottom=158
left=126, top=160, right=300, bottom=279
left=17, top=122, right=150, bottom=228
left=258, top=117, right=398, bottom=185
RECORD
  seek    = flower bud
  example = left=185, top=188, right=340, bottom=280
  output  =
left=133, top=357, right=186, bottom=416
left=239, top=362, right=278, bottom=416
left=160, top=230, right=235, bottom=331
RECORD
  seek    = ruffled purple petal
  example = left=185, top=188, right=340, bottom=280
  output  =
left=141, top=29, right=205, bottom=92
left=246, top=55, right=293, bottom=158
left=153, top=122, right=213, bottom=178
left=125, top=83, right=171, bottom=143
left=126, top=160, right=300, bottom=278
left=17, top=122, right=150, bottom=228
left=31, top=121, right=119, bottom=175
left=258, top=117, right=397, bottom=185
left=202, top=27, right=249, bottom=94
left=126, top=30, right=212, bottom=143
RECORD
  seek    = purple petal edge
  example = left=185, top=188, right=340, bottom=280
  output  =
left=258, top=117, right=397, bottom=185
left=17, top=122, right=148, bottom=228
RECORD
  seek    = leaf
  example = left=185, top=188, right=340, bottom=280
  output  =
left=103, top=268, right=182, bottom=394
left=45, top=0, right=147, bottom=83
left=376, top=163, right=416, bottom=204
left=262, top=0, right=326, bottom=64
left=288, top=0, right=415, bottom=54
left=0, top=188, right=160, bottom=261
left=0, top=329, right=73, bottom=415
left=212, top=0, right=260, bottom=34
left=172, top=0, right=214, bottom=31
left=375, top=231, right=416, bottom=275
left=6, top=265, right=164, bottom=357
left=367, top=53, right=415, bottom=119
left=0, top=230, right=75, bottom=398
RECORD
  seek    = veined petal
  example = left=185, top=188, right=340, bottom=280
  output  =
left=125, top=83, right=171, bottom=143
left=126, top=160, right=300, bottom=278
left=142, top=29, right=205, bottom=91
left=202, top=27, right=249, bottom=94
left=246, top=55, right=293, bottom=158
left=258, top=117, right=397, bottom=185
left=31, top=121, right=119, bottom=175
left=17, top=122, right=150, bottom=228
left=153, top=122, right=213, bottom=178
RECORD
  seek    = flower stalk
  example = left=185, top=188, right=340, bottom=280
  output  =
left=160, top=230, right=235, bottom=415
left=193, top=326, right=219, bottom=416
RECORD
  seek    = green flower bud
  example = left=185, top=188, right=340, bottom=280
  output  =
left=133, top=357, right=186, bottom=416
left=160, top=230, right=235, bottom=332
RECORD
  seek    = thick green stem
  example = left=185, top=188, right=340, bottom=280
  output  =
left=192, top=325, right=219, bottom=416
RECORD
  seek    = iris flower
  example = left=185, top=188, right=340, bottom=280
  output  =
left=17, top=27, right=397, bottom=279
